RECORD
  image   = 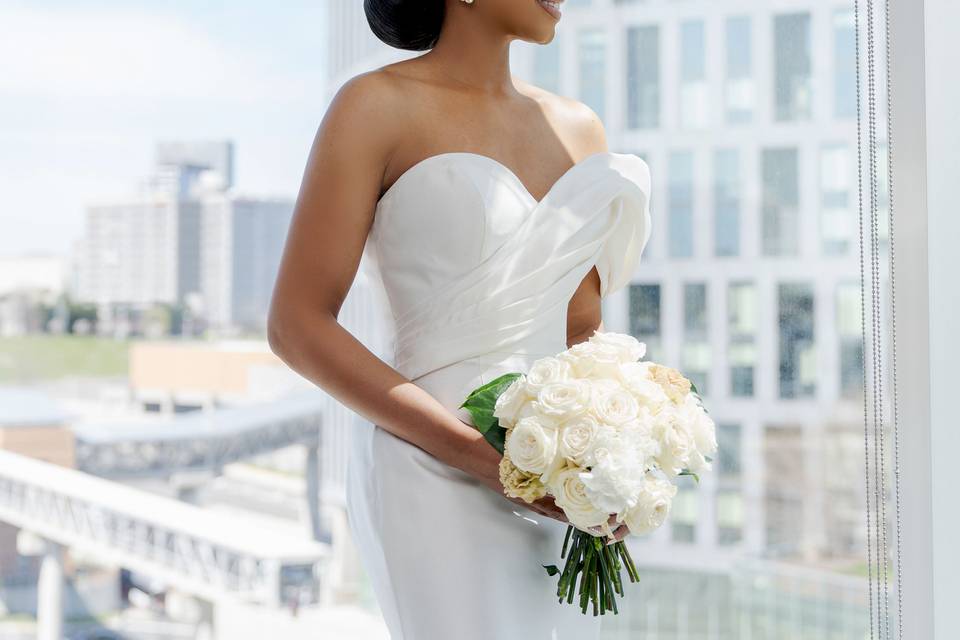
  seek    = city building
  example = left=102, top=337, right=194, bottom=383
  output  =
left=73, top=142, right=294, bottom=335
left=324, top=1, right=874, bottom=637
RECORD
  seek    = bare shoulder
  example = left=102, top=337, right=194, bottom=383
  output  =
left=322, top=65, right=429, bottom=161
left=516, top=79, right=608, bottom=159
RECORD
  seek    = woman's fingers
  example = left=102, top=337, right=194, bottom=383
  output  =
left=607, top=523, right=630, bottom=543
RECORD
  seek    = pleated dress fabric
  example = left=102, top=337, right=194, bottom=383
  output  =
left=346, top=151, right=652, bottom=639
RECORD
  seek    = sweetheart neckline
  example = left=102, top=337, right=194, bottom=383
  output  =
left=375, top=149, right=620, bottom=208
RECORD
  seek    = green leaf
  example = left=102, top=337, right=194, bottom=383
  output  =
left=704, top=455, right=713, bottom=463
left=543, top=564, right=561, bottom=577
left=678, top=468, right=700, bottom=484
left=460, top=372, right=522, bottom=454
left=688, top=380, right=700, bottom=396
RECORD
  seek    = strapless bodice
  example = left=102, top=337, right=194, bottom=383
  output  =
left=363, top=150, right=652, bottom=413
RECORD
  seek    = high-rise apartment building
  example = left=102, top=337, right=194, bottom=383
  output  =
left=325, top=2, right=874, bottom=635
left=510, top=2, right=871, bottom=637
left=74, top=143, right=293, bottom=335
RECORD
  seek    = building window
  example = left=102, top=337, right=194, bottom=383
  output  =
left=837, top=282, right=864, bottom=399
left=533, top=35, right=562, bottom=94
left=671, top=485, right=699, bottom=544
left=728, top=282, right=757, bottom=397
left=683, top=283, right=709, bottom=395
left=834, top=9, right=857, bottom=119
left=626, top=25, right=660, bottom=129
left=578, top=29, right=606, bottom=120
left=774, top=13, right=812, bottom=121
left=718, top=424, right=743, bottom=478
left=725, top=16, right=754, bottom=123
left=679, top=20, right=708, bottom=129
left=717, top=490, right=744, bottom=545
left=762, top=147, right=800, bottom=257
left=779, top=283, right=816, bottom=399
left=764, top=425, right=805, bottom=555
left=714, top=148, right=741, bottom=257
left=821, top=144, right=854, bottom=255
left=629, top=284, right=661, bottom=362
left=669, top=150, right=695, bottom=258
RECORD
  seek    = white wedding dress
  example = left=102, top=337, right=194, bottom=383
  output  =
left=346, top=150, right=652, bottom=639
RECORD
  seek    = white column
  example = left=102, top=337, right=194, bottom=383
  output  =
left=36, top=542, right=64, bottom=640
left=891, top=0, right=960, bottom=637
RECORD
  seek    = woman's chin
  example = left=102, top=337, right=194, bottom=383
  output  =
left=520, top=24, right=558, bottom=46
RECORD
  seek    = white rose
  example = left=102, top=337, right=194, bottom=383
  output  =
left=621, top=475, right=677, bottom=535
left=580, top=449, right=646, bottom=515
left=534, top=380, right=591, bottom=419
left=548, top=465, right=610, bottom=531
left=682, top=395, right=718, bottom=457
left=492, top=375, right=532, bottom=428
left=558, top=414, right=599, bottom=464
left=588, top=331, right=647, bottom=363
left=651, top=408, right=696, bottom=477
left=505, top=415, right=559, bottom=475
left=589, top=384, right=640, bottom=426
left=618, top=362, right=670, bottom=410
left=558, top=341, right=622, bottom=378
left=524, top=357, right=572, bottom=394
left=578, top=421, right=657, bottom=514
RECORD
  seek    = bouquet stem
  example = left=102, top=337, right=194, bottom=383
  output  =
left=552, top=526, right=639, bottom=615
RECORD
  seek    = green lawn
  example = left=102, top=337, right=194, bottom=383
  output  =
left=0, top=335, right=130, bottom=383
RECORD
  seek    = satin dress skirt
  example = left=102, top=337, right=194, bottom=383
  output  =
left=346, top=352, right=603, bottom=640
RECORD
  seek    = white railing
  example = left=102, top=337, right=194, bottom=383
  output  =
left=0, top=450, right=326, bottom=607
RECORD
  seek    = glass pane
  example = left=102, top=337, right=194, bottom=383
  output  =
left=578, top=28, right=606, bottom=120
left=762, top=148, right=800, bottom=257
left=627, top=25, right=661, bottom=129
left=679, top=20, right=708, bottom=129
left=821, top=143, right=855, bottom=255
left=725, top=16, right=754, bottom=123
left=629, top=283, right=661, bottom=362
left=774, top=13, right=813, bottom=121
left=715, top=148, right=741, bottom=257
left=669, top=150, right=695, bottom=258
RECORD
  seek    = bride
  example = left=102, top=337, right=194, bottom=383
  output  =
left=267, top=0, right=651, bottom=637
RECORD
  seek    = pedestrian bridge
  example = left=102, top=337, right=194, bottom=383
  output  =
left=0, top=449, right=327, bottom=608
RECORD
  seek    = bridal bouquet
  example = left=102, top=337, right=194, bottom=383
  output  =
left=460, top=331, right=717, bottom=616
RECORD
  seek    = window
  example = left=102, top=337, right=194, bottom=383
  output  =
left=821, top=144, right=854, bottom=255
left=725, top=16, right=754, bottom=123
left=714, top=148, right=741, bottom=257
left=629, top=284, right=661, bottom=361
left=764, top=425, right=805, bottom=555
left=578, top=29, right=606, bottom=120
left=669, top=150, right=694, bottom=258
left=671, top=485, right=699, bottom=544
left=683, top=283, right=709, bottom=395
left=718, top=424, right=743, bottom=478
left=717, top=490, right=744, bottom=545
left=681, top=283, right=711, bottom=395
left=728, top=282, right=757, bottom=397
left=762, top=148, right=800, bottom=257
left=837, top=283, right=864, bottom=399
left=774, top=13, right=812, bottom=121
left=626, top=26, right=660, bottom=129
left=833, top=9, right=857, bottom=119
left=779, top=284, right=816, bottom=399
left=679, top=20, right=708, bottom=129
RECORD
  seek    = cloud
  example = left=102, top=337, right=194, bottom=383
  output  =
left=0, top=5, right=318, bottom=103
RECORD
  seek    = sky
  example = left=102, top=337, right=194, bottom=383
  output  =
left=0, top=0, right=330, bottom=257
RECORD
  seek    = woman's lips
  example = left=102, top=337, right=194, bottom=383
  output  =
left=537, top=0, right=563, bottom=20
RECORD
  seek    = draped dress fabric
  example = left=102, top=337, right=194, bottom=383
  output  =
left=346, top=151, right=652, bottom=639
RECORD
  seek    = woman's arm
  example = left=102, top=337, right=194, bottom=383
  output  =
left=266, top=73, right=565, bottom=520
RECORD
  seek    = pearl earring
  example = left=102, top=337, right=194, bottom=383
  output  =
left=460, top=0, right=474, bottom=4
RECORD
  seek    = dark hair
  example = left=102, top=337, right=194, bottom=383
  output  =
left=364, top=0, right=446, bottom=51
